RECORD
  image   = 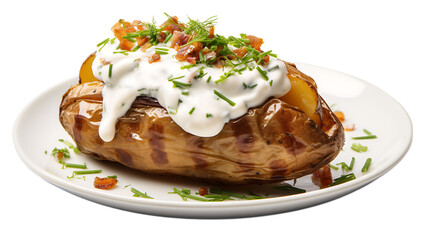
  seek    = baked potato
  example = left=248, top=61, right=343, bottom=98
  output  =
left=59, top=16, right=344, bottom=184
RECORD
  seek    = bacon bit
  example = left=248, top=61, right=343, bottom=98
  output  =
left=160, top=16, right=184, bottom=34
left=157, top=31, right=167, bottom=43
left=148, top=53, right=161, bottom=63
left=259, top=54, right=270, bottom=66
left=131, top=20, right=144, bottom=30
left=247, top=35, right=264, bottom=51
left=140, top=42, right=152, bottom=52
left=208, top=26, right=215, bottom=39
left=232, top=47, right=248, bottom=58
left=186, top=57, right=197, bottom=64
left=93, top=177, right=118, bottom=190
left=199, top=187, right=209, bottom=196
left=176, top=41, right=203, bottom=61
left=344, top=123, right=355, bottom=131
left=170, top=31, right=191, bottom=50
left=204, top=51, right=217, bottom=61
left=57, top=152, right=64, bottom=160
left=334, top=111, right=345, bottom=122
left=111, top=19, right=136, bottom=51
left=311, top=165, right=333, bottom=188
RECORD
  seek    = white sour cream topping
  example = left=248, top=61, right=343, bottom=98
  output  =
left=92, top=38, right=291, bottom=142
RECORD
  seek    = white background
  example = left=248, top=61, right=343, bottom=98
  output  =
left=2, top=0, right=427, bottom=239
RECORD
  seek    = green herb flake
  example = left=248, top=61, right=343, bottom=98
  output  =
left=330, top=173, right=356, bottom=186
left=361, top=158, right=372, bottom=173
left=214, top=89, right=236, bottom=107
left=351, top=143, right=368, bottom=153
left=131, top=187, right=153, bottom=199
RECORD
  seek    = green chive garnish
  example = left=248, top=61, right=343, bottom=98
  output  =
left=206, top=113, right=213, bottom=118
left=351, top=143, right=368, bottom=153
left=256, top=66, right=269, bottom=81
left=59, top=139, right=80, bottom=154
left=172, top=80, right=191, bottom=88
left=351, top=135, right=377, bottom=140
left=274, top=185, right=306, bottom=194
left=63, top=162, right=87, bottom=169
left=108, top=64, right=113, bottom=78
left=72, top=169, right=102, bottom=175
left=330, top=173, right=356, bottom=186
left=361, top=158, right=372, bottom=173
left=189, top=107, right=195, bottom=115
left=214, top=89, right=236, bottom=107
left=329, top=164, right=339, bottom=170
left=131, top=187, right=153, bottom=199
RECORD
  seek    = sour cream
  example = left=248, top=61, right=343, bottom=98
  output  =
left=92, top=38, right=291, bottom=142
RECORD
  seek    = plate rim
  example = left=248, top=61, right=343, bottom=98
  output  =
left=12, top=63, right=413, bottom=216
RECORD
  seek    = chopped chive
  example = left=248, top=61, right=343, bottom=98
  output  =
left=206, top=113, right=213, bottom=118
left=214, top=89, right=236, bottom=107
left=181, top=90, right=189, bottom=95
left=131, top=45, right=141, bottom=52
left=181, top=64, right=196, bottom=69
left=269, top=80, right=273, bottom=86
left=164, top=32, right=173, bottom=43
left=72, top=169, right=102, bottom=175
left=155, top=47, right=169, bottom=51
left=329, top=164, right=339, bottom=170
left=168, top=75, right=185, bottom=81
left=256, top=66, right=269, bottom=81
left=336, top=157, right=356, bottom=171
left=58, top=139, right=80, bottom=153
left=172, top=80, right=191, bottom=88
left=108, top=64, right=113, bottom=78
left=351, top=135, right=377, bottom=140
left=113, top=50, right=129, bottom=55
left=351, top=143, right=368, bottom=153
left=171, top=188, right=214, bottom=202
left=107, top=175, right=117, bottom=179
left=64, top=162, right=87, bottom=169
left=361, top=158, right=372, bottom=172
left=209, top=188, right=245, bottom=199
left=96, top=38, right=110, bottom=47
left=206, top=76, right=212, bottom=83
left=330, top=173, right=356, bottom=186
left=168, top=107, right=177, bottom=114
left=189, top=107, right=195, bottom=115
left=131, top=187, right=153, bottom=199
left=155, top=50, right=169, bottom=55
left=363, top=129, right=373, bottom=135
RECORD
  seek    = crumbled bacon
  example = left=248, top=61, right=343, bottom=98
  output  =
left=148, top=53, right=161, bottom=63
left=199, top=187, right=209, bottom=196
left=247, top=35, right=264, bottom=51
left=334, top=111, right=345, bottom=122
left=311, top=165, right=333, bottom=188
left=157, top=31, right=167, bottom=43
left=93, top=177, right=118, bottom=190
left=160, top=16, right=184, bottom=33
left=170, top=31, right=191, bottom=50
left=175, top=41, right=203, bottom=61
left=232, top=47, right=248, bottom=58
left=140, top=42, right=152, bottom=52
left=111, top=19, right=137, bottom=51
left=208, top=26, right=215, bottom=39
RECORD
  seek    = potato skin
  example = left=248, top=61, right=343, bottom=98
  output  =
left=59, top=64, right=344, bottom=184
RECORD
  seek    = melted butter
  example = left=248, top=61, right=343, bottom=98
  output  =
left=92, top=38, right=291, bottom=142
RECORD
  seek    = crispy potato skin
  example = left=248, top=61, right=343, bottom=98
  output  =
left=59, top=63, right=344, bottom=184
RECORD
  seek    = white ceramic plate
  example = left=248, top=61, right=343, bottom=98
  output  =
left=13, top=63, right=412, bottom=218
